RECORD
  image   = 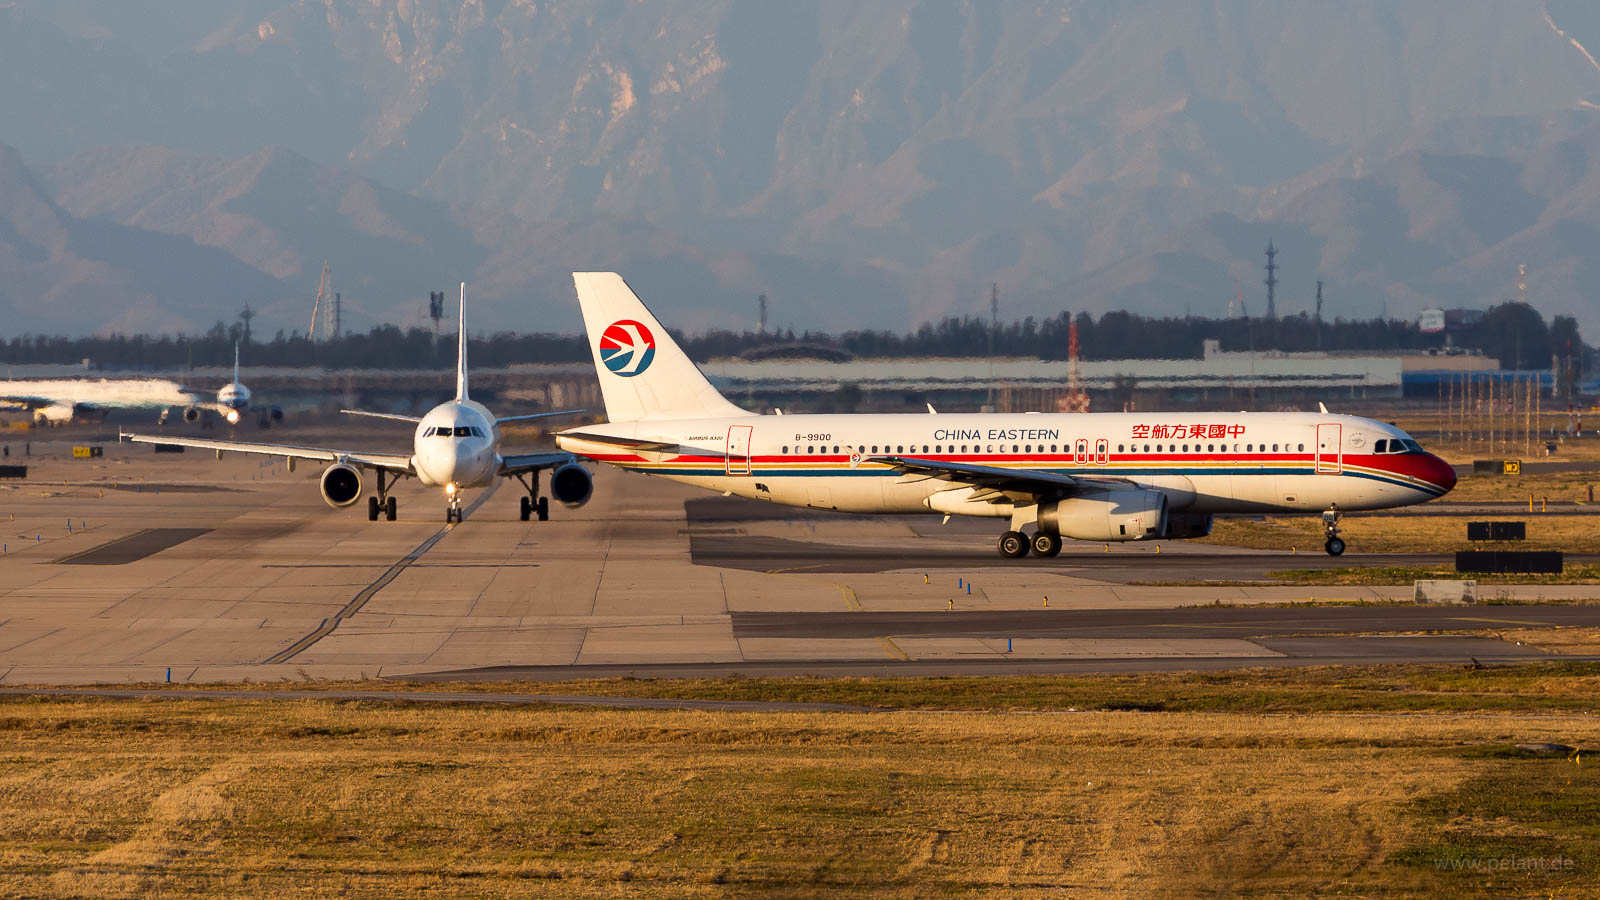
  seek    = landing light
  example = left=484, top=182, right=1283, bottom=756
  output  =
left=225, top=409, right=240, bottom=424
left=446, top=482, right=458, bottom=495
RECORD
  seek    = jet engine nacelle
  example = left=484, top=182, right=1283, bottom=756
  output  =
left=319, top=463, right=363, bottom=508
left=1164, top=513, right=1214, bottom=540
left=1038, top=489, right=1168, bottom=542
left=549, top=462, right=593, bottom=508
left=182, top=406, right=201, bottom=423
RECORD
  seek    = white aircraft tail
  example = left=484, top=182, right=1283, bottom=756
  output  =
left=456, top=282, right=469, bottom=401
left=232, top=341, right=240, bottom=385
left=572, top=272, right=747, bottom=422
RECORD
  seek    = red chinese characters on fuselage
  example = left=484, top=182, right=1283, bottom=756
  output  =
left=1130, top=424, right=1245, bottom=440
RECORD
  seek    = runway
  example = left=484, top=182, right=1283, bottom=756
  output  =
left=1, top=426, right=1598, bottom=685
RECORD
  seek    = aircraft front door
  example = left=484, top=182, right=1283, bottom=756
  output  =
left=1315, top=423, right=1342, bottom=474
left=726, top=425, right=753, bottom=475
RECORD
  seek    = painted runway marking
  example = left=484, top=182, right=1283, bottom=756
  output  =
left=262, top=481, right=499, bottom=664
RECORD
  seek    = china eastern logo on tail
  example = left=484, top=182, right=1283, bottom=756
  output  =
left=600, top=319, right=656, bottom=377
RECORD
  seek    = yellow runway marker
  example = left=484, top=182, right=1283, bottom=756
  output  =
left=876, top=637, right=910, bottom=660
left=840, top=585, right=862, bottom=611
left=1455, top=616, right=1547, bottom=627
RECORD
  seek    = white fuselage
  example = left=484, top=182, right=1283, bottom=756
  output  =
left=410, top=399, right=502, bottom=490
left=559, top=410, right=1456, bottom=518
left=217, top=382, right=250, bottom=411
left=217, top=382, right=251, bottom=423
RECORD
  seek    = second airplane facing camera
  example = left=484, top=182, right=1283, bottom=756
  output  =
left=556, top=272, right=1457, bottom=558
left=123, top=285, right=590, bottom=523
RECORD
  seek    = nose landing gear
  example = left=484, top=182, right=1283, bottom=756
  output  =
left=515, top=472, right=549, bottom=521
left=1322, top=505, right=1345, bottom=556
left=366, top=470, right=399, bottom=521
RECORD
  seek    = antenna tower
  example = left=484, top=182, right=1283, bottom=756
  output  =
left=1264, top=240, right=1278, bottom=320
left=986, top=283, right=998, bottom=408
left=428, top=291, right=445, bottom=336
left=238, top=304, right=255, bottom=344
left=1314, top=279, right=1324, bottom=350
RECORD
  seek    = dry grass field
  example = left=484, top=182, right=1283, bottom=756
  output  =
left=4, top=669, right=1600, bottom=897
left=1201, top=513, right=1600, bottom=555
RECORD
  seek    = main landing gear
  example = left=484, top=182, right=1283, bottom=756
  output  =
left=366, top=470, right=398, bottom=521
left=515, top=472, right=549, bottom=522
left=997, top=530, right=1062, bottom=559
left=1322, top=504, right=1345, bottom=556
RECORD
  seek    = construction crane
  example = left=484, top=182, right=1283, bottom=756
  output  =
left=307, top=263, right=333, bottom=341
left=1057, top=318, right=1090, bottom=413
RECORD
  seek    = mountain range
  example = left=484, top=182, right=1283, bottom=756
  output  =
left=3, top=0, right=1600, bottom=336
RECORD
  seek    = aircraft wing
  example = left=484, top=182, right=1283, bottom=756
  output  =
left=869, top=455, right=1102, bottom=498
left=499, top=451, right=579, bottom=476
left=0, top=380, right=198, bottom=410
left=496, top=409, right=585, bottom=425
left=120, top=431, right=413, bottom=472
left=0, top=393, right=54, bottom=411
left=340, top=409, right=423, bottom=423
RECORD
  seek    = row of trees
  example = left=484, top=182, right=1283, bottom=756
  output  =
left=0, top=303, right=1587, bottom=376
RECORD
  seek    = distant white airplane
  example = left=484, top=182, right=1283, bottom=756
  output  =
left=557, top=272, right=1458, bottom=558
left=123, top=284, right=590, bottom=523
left=0, top=378, right=200, bottom=426
left=167, top=342, right=283, bottom=428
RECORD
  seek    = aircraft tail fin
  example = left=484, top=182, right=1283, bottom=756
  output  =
left=233, top=341, right=240, bottom=385
left=571, top=272, right=746, bottom=422
left=456, top=282, right=469, bottom=401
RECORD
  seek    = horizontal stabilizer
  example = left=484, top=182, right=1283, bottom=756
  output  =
left=559, top=430, right=680, bottom=453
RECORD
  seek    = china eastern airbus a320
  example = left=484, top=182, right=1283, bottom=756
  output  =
left=122, top=285, right=591, bottom=523
left=556, top=272, right=1457, bottom=558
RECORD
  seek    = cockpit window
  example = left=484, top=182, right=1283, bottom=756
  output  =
left=1376, top=437, right=1424, bottom=454
left=454, top=426, right=472, bottom=437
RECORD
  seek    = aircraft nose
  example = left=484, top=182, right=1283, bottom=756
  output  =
left=1426, top=453, right=1457, bottom=495
left=422, top=442, right=459, bottom=483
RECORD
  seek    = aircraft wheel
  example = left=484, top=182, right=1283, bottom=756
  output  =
left=367, top=496, right=379, bottom=522
left=1324, top=537, right=1346, bottom=557
left=519, top=496, right=531, bottom=521
left=385, top=497, right=397, bottom=521
left=1031, top=532, right=1063, bottom=557
left=445, top=508, right=457, bottom=524
left=997, top=530, right=1028, bottom=558
left=536, top=496, right=549, bottom=521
